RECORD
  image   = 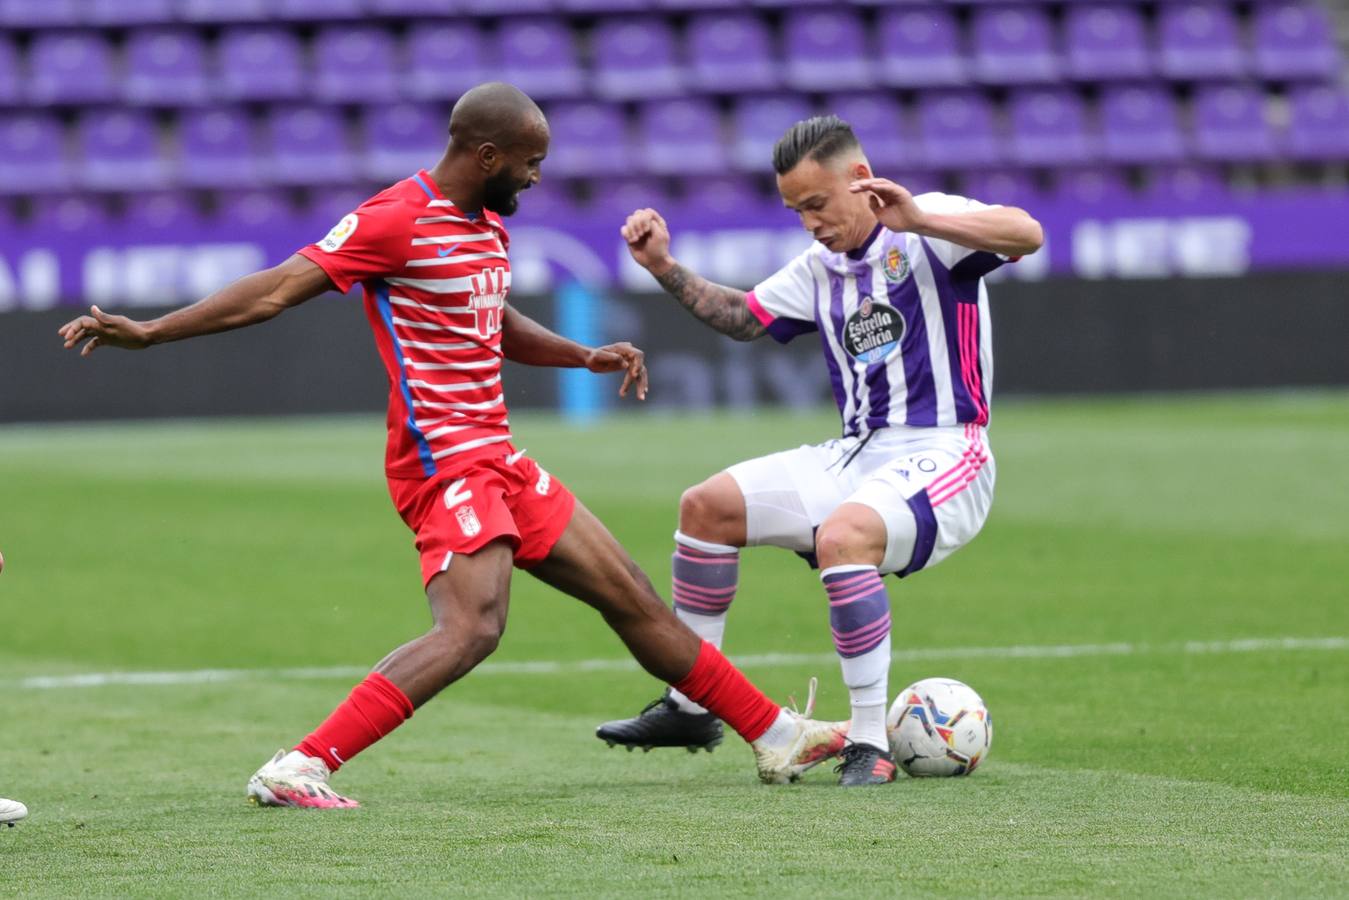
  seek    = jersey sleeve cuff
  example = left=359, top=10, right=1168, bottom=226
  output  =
left=297, top=245, right=355, bottom=294
left=745, top=290, right=776, bottom=328
left=747, top=291, right=816, bottom=344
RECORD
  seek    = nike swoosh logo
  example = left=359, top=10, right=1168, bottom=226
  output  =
left=436, top=242, right=463, bottom=258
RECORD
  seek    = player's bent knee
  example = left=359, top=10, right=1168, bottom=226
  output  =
left=677, top=476, right=745, bottom=545
left=815, top=507, right=887, bottom=568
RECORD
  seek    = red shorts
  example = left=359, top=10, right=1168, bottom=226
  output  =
left=387, top=445, right=576, bottom=586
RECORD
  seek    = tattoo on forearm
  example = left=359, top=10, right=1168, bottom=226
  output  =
left=654, top=265, right=765, bottom=341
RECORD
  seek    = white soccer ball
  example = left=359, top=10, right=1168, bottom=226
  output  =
left=887, top=677, right=992, bottom=777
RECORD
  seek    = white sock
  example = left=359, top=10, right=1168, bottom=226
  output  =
left=668, top=610, right=724, bottom=714
left=842, top=637, right=891, bottom=751
left=755, top=708, right=796, bottom=747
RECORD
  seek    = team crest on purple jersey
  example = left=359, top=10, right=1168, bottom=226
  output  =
left=844, top=298, right=905, bottom=365
left=883, top=247, right=910, bottom=283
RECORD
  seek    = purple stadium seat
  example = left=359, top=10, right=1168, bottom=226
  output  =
left=124, top=30, right=211, bottom=106
left=656, top=0, right=743, bottom=8
left=90, top=0, right=176, bottom=25
left=877, top=7, right=968, bottom=88
left=29, top=196, right=107, bottom=233
left=308, top=186, right=377, bottom=227
left=1063, top=5, right=1152, bottom=82
left=1007, top=88, right=1096, bottom=166
left=581, top=177, right=672, bottom=219
left=1099, top=85, right=1186, bottom=163
left=274, top=0, right=363, bottom=19
left=544, top=102, right=633, bottom=178
left=591, top=18, right=683, bottom=101
left=406, top=25, right=493, bottom=101
left=731, top=95, right=815, bottom=171
left=217, top=29, right=308, bottom=102
left=498, top=20, right=586, bottom=100
left=1142, top=165, right=1228, bottom=202
left=177, top=108, right=265, bottom=188
left=637, top=99, right=728, bottom=175
left=678, top=175, right=779, bottom=219
left=458, top=0, right=555, bottom=12
left=1191, top=84, right=1276, bottom=162
left=959, top=171, right=1047, bottom=209
left=558, top=0, right=649, bottom=10
left=827, top=93, right=921, bottom=172
left=783, top=9, right=873, bottom=91
left=0, top=114, right=71, bottom=195
left=79, top=110, right=172, bottom=192
left=0, top=0, right=80, bottom=27
left=0, top=36, right=19, bottom=105
left=686, top=13, right=779, bottom=93
left=215, top=189, right=296, bottom=228
left=122, top=192, right=201, bottom=231
left=1157, top=3, right=1245, bottom=80
left=1252, top=2, right=1341, bottom=81
left=1284, top=85, right=1349, bottom=161
left=266, top=106, right=358, bottom=186
left=26, top=32, right=118, bottom=105
left=364, top=0, right=452, bottom=12
left=361, top=104, right=446, bottom=182
left=176, top=0, right=269, bottom=22
left=313, top=27, right=400, bottom=104
left=1053, top=169, right=1133, bottom=206
left=970, top=6, right=1060, bottom=84
left=915, top=90, right=1002, bottom=169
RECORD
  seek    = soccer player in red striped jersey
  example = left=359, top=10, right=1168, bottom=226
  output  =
left=58, top=83, right=845, bottom=807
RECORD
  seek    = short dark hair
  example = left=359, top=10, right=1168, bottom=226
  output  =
left=772, top=115, right=860, bottom=175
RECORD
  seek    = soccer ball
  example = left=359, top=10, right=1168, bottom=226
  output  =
left=887, top=678, right=992, bottom=777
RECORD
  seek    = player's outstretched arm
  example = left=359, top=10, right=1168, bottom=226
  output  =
left=849, top=177, right=1044, bottom=258
left=501, top=304, right=648, bottom=400
left=58, top=254, right=334, bottom=357
left=621, top=208, right=766, bottom=342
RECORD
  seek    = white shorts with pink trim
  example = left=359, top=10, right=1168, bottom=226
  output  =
left=725, top=423, right=994, bottom=576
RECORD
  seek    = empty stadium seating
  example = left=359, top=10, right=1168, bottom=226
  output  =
left=0, top=0, right=1345, bottom=222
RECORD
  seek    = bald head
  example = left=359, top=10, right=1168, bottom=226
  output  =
left=449, top=82, right=548, bottom=152
left=436, top=82, right=549, bottom=217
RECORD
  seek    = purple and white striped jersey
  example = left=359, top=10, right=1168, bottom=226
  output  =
left=746, top=193, right=1012, bottom=436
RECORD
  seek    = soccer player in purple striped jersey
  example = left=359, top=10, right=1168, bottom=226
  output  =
left=596, top=116, right=1043, bottom=786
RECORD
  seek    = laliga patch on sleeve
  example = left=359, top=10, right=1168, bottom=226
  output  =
left=319, top=213, right=359, bottom=252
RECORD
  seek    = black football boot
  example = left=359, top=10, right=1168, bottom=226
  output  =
left=835, top=742, right=899, bottom=786
left=595, top=690, right=724, bottom=753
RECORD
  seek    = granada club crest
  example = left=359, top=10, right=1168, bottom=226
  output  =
left=844, top=296, right=905, bottom=365
left=455, top=505, right=482, bottom=538
left=469, top=266, right=509, bottom=338
left=883, top=247, right=910, bottom=283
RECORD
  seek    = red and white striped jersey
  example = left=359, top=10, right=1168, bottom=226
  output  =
left=298, top=170, right=513, bottom=479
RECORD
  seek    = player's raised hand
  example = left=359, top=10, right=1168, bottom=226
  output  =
left=57, top=305, right=153, bottom=357
left=849, top=177, right=928, bottom=234
left=620, top=208, right=674, bottom=274
left=585, top=341, right=648, bottom=401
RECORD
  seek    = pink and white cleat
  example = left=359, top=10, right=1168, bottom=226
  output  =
left=246, top=750, right=359, bottom=809
left=752, top=678, right=850, bottom=784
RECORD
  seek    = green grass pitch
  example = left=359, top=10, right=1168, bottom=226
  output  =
left=1, top=392, right=1346, bottom=897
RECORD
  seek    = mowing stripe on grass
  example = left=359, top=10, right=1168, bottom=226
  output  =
left=15, top=636, right=1347, bottom=690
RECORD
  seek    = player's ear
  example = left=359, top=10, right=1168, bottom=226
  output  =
left=477, top=141, right=500, bottom=173
left=851, top=161, right=872, bottom=181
